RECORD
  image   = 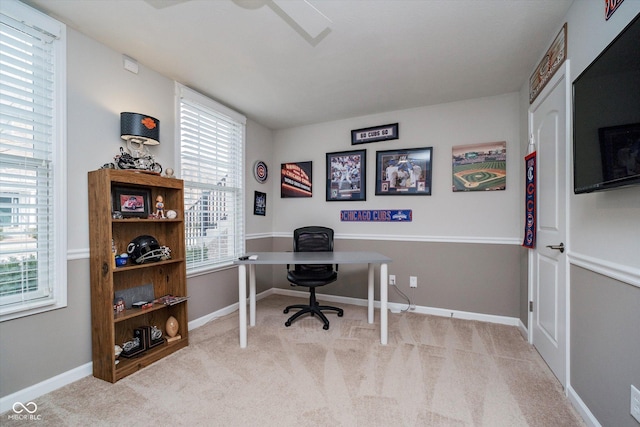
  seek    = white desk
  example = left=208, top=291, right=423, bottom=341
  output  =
left=234, top=251, right=392, bottom=348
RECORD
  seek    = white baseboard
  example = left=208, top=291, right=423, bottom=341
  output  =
left=0, top=363, right=92, bottom=414
left=567, top=384, right=601, bottom=427
left=271, top=287, right=520, bottom=326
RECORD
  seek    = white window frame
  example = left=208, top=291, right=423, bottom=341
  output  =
left=0, top=0, right=67, bottom=321
left=175, top=83, right=245, bottom=275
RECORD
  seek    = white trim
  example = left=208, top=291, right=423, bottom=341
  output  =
left=0, top=363, right=92, bottom=414
left=569, top=251, right=640, bottom=288
left=0, top=0, right=67, bottom=322
left=567, top=384, right=602, bottom=427
left=261, top=232, right=522, bottom=245
left=1, top=0, right=63, bottom=39
left=269, top=287, right=520, bottom=326
left=175, top=82, right=246, bottom=125
left=67, top=249, right=88, bottom=261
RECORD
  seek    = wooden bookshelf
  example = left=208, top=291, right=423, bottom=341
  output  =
left=88, top=169, right=188, bottom=383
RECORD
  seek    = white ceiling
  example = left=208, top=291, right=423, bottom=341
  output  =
left=24, top=0, right=573, bottom=130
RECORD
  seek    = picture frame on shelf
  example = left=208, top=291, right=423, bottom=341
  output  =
left=326, top=149, right=366, bottom=201
left=112, top=186, right=151, bottom=218
left=375, top=147, right=433, bottom=196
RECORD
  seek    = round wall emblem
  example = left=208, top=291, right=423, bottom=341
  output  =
left=253, top=161, right=268, bottom=183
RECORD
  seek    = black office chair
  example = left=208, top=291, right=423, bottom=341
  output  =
left=283, top=226, right=343, bottom=330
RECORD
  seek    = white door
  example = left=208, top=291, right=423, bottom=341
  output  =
left=528, top=63, right=569, bottom=388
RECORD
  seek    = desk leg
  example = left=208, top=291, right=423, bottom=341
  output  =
left=238, top=264, right=247, bottom=348
left=249, top=264, right=256, bottom=326
left=367, top=263, right=374, bottom=324
left=380, top=262, right=388, bottom=345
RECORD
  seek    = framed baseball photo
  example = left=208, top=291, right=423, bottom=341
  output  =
left=375, top=147, right=432, bottom=195
left=326, top=149, right=366, bottom=201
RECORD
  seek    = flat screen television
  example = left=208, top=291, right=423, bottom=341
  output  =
left=572, top=13, right=640, bottom=194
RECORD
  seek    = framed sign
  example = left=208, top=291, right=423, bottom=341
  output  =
left=326, top=149, right=366, bottom=201
left=253, top=160, right=268, bottom=183
left=253, top=191, right=266, bottom=216
left=529, top=23, right=567, bottom=104
left=375, top=147, right=432, bottom=195
left=281, top=161, right=312, bottom=198
left=112, top=186, right=151, bottom=218
left=351, top=123, right=398, bottom=145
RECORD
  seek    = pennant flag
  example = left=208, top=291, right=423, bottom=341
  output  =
left=522, top=152, right=536, bottom=248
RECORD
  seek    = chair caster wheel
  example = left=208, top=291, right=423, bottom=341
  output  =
left=323, top=324, right=329, bottom=330
left=337, top=311, right=344, bottom=317
left=283, top=308, right=289, bottom=314
left=285, top=321, right=291, bottom=327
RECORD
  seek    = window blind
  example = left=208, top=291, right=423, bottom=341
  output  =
left=177, top=84, right=245, bottom=273
left=0, top=0, right=66, bottom=319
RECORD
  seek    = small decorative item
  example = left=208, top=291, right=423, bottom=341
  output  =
left=254, top=191, right=266, bottom=216
left=165, top=209, right=177, bottom=219
left=155, top=195, right=165, bottom=218
left=253, top=160, right=268, bottom=183
left=114, top=345, right=122, bottom=364
left=112, top=186, right=151, bottom=218
left=164, top=168, right=175, bottom=178
left=165, top=315, right=181, bottom=342
left=529, top=24, right=566, bottom=104
left=351, top=123, right=399, bottom=145
left=326, top=149, right=366, bottom=201
left=281, top=161, right=312, bottom=198
left=375, top=147, right=433, bottom=195
left=452, top=141, right=506, bottom=192
left=113, top=297, right=125, bottom=313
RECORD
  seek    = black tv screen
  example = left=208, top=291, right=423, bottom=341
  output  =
left=573, top=13, right=640, bottom=194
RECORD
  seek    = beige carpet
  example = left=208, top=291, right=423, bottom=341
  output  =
left=4, top=295, right=585, bottom=426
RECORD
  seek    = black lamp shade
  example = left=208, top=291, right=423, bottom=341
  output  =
left=120, top=112, right=160, bottom=145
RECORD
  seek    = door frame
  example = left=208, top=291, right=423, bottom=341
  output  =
left=527, top=60, right=571, bottom=390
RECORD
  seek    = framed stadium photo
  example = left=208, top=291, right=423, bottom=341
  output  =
left=326, top=149, right=366, bottom=201
left=452, top=141, right=506, bottom=192
left=375, top=147, right=432, bottom=195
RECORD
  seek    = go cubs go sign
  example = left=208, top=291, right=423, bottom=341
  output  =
left=351, top=123, right=399, bottom=145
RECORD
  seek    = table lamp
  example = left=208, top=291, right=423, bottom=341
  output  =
left=120, top=112, right=159, bottom=159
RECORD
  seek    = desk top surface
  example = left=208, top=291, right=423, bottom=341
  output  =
left=233, top=251, right=391, bottom=265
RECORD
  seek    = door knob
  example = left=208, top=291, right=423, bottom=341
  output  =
left=546, top=242, right=565, bottom=253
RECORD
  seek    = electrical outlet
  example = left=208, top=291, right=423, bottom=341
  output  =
left=631, top=385, right=640, bottom=423
left=410, top=276, right=417, bottom=288
left=389, top=275, right=396, bottom=286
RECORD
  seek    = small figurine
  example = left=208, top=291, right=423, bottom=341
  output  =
left=164, top=168, right=175, bottom=178
left=155, top=195, right=165, bottom=218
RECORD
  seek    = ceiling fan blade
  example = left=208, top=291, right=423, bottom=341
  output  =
left=144, top=0, right=191, bottom=10
left=271, top=0, right=331, bottom=39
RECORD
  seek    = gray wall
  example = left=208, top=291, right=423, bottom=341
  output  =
left=271, top=237, right=523, bottom=318
left=570, top=266, right=640, bottom=427
left=558, top=3, right=640, bottom=426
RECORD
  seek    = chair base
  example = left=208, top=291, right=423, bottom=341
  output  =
left=284, top=288, right=343, bottom=330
